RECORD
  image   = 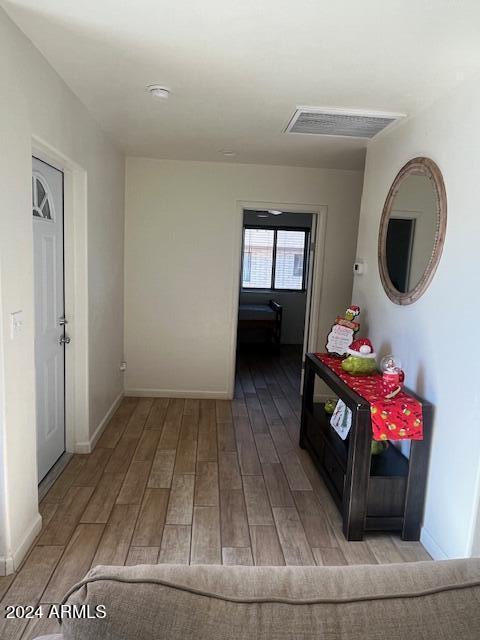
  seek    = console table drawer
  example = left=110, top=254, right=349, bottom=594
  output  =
left=323, top=446, right=345, bottom=499
left=304, top=412, right=325, bottom=461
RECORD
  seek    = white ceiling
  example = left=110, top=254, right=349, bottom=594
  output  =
left=3, top=0, right=480, bottom=170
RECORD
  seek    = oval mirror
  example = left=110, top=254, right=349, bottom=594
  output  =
left=378, top=157, right=447, bottom=305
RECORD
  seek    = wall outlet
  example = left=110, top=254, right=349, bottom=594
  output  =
left=120, top=361, right=127, bottom=371
left=10, top=310, right=25, bottom=339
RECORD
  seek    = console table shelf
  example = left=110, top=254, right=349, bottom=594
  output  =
left=300, top=353, right=432, bottom=541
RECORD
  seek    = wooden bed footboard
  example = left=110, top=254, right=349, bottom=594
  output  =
left=237, top=299, right=283, bottom=345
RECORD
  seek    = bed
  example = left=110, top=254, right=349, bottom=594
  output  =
left=237, top=299, right=283, bottom=345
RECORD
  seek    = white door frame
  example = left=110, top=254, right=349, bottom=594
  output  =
left=228, top=200, right=328, bottom=398
left=32, top=135, right=90, bottom=455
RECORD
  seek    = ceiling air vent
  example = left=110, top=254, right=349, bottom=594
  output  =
left=285, top=107, right=404, bottom=139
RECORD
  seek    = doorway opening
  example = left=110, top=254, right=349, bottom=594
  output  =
left=32, top=156, right=69, bottom=483
left=386, top=217, right=416, bottom=292
left=31, top=135, right=90, bottom=496
left=235, top=208, right=321, bottom=400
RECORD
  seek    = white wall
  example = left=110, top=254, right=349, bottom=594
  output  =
left=0, top=9, right=125, bottom=572
left=0, top=273, right=7, bottom=573
left=125, top=158, right=363, bottom=396
left=353, top=74, right=480, bottom=560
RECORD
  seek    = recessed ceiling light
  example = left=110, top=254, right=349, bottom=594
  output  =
left=268, top=210, right=283, bottom=215
left=219, top=150, right=236, bottom=157
left=147, top=85, right=170, bottom=99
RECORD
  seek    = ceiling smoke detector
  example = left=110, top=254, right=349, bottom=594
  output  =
left=285, top=107, right=405, bottom=139
left=147, top=85, right=171, bottom=99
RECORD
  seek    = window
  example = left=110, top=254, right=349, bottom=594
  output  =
left=32, top=174, right=53, bottom=221
left=242, top=226, right=308, bottom=290
left=242, top=228, right=274, bottom=289
left=242, top=252, right=252, bottom=283
left=293, top=254, right=303, bottom=277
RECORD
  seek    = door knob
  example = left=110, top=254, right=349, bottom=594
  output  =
left=59, top=335, right=71, bottom=345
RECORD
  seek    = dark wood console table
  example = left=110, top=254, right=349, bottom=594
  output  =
left=300, top=353, right=432, bottom=541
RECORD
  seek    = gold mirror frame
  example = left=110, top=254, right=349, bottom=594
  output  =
left=378, top=157, right=447, bottom=305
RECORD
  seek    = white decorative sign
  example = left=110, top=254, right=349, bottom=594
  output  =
left=325, top=306, right=360, bottom=356
left=330, top=400, right=352, bottom=440
left=326, top=324, right=355, bottom=356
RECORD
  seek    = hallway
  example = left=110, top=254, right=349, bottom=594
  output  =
left=0, top=346, right=430, bottom=640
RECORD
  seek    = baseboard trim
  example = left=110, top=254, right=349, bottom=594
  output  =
left=125, top=388, right=231, bottom=400
left=0, top=512, right=42, bottom=575
left=38, top=452, right=73, bottom=502
left=75, top=391, right=124, bottom=454
left=420, top=527, right=449, bottom=560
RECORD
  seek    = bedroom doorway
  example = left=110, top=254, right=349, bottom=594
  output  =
left=234, top=206, right=324, bottom=399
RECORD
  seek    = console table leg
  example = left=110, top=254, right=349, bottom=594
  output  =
left=402, top=414, right=432, bottom=540
left=300, top=360, right=315, bottom=449
left=342, top=408, right=372, bottom=540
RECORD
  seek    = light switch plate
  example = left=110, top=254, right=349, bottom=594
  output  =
left=10, top=310, right=25, bottom=339
left=353, top=260, right=365, bottom=275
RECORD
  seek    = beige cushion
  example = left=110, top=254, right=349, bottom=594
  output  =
left=59, top=559, right=480, bottom=639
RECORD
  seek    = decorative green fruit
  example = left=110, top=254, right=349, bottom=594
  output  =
left=341, top=355, right=377, bottom=376
left=371, top=440, right=389, bottom=456
left=324, top=398, right=338, bottom=414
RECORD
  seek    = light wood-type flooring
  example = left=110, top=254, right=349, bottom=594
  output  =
left=0, top=345, right=430, bottom=639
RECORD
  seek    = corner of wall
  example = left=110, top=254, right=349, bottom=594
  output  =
left=420, top=527, right=449, bottom=561
left=0, top=511, right=42, bottom=576
left=75, top=391, right=124, bottom=454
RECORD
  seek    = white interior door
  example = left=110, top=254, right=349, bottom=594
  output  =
left=32, top=157, right=67, bottom=482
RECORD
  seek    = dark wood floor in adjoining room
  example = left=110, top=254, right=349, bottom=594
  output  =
left=0, top=344, right=430, bottom=640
